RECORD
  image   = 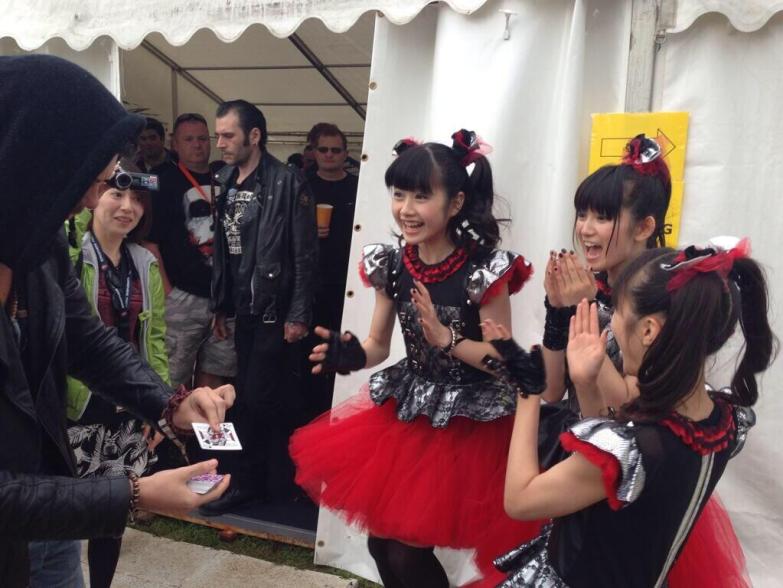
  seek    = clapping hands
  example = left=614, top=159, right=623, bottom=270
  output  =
left=566, top=299, right=608, bottom=386
left=544, top=250, right=597, bottom=308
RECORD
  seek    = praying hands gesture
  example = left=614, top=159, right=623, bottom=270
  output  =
left=411, top=279, right=452, bottom=349
left=545, top=251, right=597, bottom=308
left=566, top=299, right=608, bottom=386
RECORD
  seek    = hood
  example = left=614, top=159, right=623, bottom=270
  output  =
left=0, top=55, right=144, bottom=271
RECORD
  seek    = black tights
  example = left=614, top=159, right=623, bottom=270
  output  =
left=87, top=536, right=122, bottom=588
left=367, top=536, right=449, bottom=588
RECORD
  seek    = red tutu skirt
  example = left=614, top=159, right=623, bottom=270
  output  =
left=669, top=495, right=750, bottom=587
left=289, top=386, right=542, bottom=586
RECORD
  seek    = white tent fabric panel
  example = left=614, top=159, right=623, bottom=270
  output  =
left=0, top=0, right=489, bottom=51
left=653, top=12, right=783, bottom=585
left=324, top=0, right=632, bottom=582
left=663, top=0, right=783, bottom=33
left=119, top=15, right=374, bottom=161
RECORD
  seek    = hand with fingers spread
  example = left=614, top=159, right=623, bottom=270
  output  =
left=309, top=325, right=367, bottom=375
left=555, top=252, right=597, bottom=308
left=137, top=459, right=231, bottom=514
left=411, top=279, right=452, bottom=349
left=171, top=384, right=236, bottom=434
left=566, top=299, right=608, bottom=386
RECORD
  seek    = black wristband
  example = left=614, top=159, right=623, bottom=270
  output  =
left=482, top=340, right=546, bottom=397
left=543, top=296, right=576, bottom=351
left=322, top=330, right=367, bottom=375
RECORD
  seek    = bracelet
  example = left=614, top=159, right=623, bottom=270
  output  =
left=127, top=471, right=141, bottom=523
left=157, top=384, right=192, bottom=462
left=442, top=323, right=466, bottom=354
left=543, top=296, right=576, bottom=351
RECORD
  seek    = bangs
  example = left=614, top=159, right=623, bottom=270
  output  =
left=573, top=165, right=624, bottom=219
left=384, top=143, right=441, bottom=194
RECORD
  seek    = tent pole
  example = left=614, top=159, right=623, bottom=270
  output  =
left=171, top=68, right=179, bottom=122
left=141, top=40, right=224, bottom=106
left=288, top=33, right=366, bottom=120
left=624, top=0, right=662, bottom=112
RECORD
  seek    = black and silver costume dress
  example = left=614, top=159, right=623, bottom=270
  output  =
left=496, top=392, right=755, bottom=588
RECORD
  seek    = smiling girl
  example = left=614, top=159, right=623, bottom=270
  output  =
left=541, top=134, right=671, bottom=416
left=290, top=131, right=545, bottom=587
left=488, top=241, right=775, bottom=587
left=66, top=168, right=169, bottom=588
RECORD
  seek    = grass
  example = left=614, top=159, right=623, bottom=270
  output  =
left=130, top=516, right=380, bottom=588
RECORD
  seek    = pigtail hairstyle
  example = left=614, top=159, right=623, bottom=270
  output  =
left=613, top=244, right=776, bottom=421
left=385, top=129, right=506, bottom=249
left=573, top=134, right=672, bottom=250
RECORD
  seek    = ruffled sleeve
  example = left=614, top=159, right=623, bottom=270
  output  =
left=559, top=418, right=645, bottom=511
left=467, top=249, right=533, bottom=306
left=730, top=405, right=756, bottom=458
left=358, top=243, right=397, bottom=291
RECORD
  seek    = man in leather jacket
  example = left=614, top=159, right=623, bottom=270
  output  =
left=202, top=100, right=317, bottom=515
left=0, top=55, right=234, bottom=587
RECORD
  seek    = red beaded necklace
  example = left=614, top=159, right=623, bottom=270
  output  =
left=403, top=244, right=468, bottom=283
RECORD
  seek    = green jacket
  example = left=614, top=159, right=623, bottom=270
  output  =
left=66, top=231, right=170, bottom=421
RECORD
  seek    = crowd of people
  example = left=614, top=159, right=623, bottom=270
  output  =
left=0, top=54, right=777, bottom=588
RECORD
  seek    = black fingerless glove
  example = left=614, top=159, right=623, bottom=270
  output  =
left=543, top=296, right=576, bottom=351
left=321, top=330, right=367, bottom=375
left=482, top=340, right=546, bottom=397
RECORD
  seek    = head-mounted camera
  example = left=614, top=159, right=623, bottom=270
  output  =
left=108, top=166, right=159, bottom=191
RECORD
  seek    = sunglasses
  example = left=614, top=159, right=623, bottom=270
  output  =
left=316, top=147, right=344, bottom=154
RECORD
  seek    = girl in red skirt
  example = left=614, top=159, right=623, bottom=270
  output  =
left=290, top=130, right=546, bottom=587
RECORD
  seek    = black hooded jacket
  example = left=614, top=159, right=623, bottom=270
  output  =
left=0, top=55, right=173, bottom=585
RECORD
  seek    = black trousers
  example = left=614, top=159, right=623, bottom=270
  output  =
left=223, top=315, right=302, bottom=502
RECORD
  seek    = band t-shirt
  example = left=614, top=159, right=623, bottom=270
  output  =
left=309, top=172, right=358, bottom=288
left=223, top=169, right=258, bottom=304
left=147, top=161, right=221, bottom=299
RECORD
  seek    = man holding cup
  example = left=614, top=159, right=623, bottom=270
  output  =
left=305, top=123, right=359, bottom=413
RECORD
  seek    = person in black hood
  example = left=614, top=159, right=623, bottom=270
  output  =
left=0, top=55, right=235, bottom=587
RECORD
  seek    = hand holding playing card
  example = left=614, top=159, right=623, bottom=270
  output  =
left=192, top=423, right=243, bottom=450
left=171, top=384, right=236, bottom=433
left=137, top=459, right=231, bottom=513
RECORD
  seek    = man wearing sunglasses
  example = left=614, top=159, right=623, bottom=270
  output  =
left=144, top=113, right=236, bottom=393
left=303, top=123, right=359, bottom=415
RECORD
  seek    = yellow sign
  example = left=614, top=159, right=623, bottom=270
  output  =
left=589, top=112, right=689, bottom=246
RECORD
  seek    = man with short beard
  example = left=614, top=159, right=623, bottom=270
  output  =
left=200, top=100, right=317, bottom=515
left=145, top=113, right=236, bottom=391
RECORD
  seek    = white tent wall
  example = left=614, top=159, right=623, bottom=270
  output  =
left=653, top=12, right=783, bottom=584
left=326, top=1, right=632, bottom=582
left=0, top=37, right=120, bottom=97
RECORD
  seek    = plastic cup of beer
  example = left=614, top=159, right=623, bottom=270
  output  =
left=317, top=204, right=334, bottom=229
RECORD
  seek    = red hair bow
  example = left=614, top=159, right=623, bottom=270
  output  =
left=451, top=129, right=493, bottom=167
left=622, top=134, right=671, bottom=188
left=663, top=237, right=750, bottom=292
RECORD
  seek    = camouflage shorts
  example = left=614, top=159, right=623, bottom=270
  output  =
left=164, top=288, right=237, bottom=387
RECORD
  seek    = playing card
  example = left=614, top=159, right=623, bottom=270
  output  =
left=191, top=422, right=243, bottom=451
left=187, top=473, right=224, bottom=494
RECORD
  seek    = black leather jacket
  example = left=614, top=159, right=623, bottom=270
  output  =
left=211, top=153, right=317, bottom=325
left=0, top=237, right=172, bottom=586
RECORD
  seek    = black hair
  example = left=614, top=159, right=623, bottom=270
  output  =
left=143, top=117, right=165, bottom=140
left=308, top=122, right=348, bottom=150
left=384, top=142, right=505, bottom=249
left=614, top=247, right=777, bottom=420
left=216, top=100, right=267, bottom=147
left=574, top=136, right=671, bottom=250
left=173, top=112, right=208, bottom=133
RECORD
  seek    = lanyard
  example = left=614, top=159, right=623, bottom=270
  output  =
left=89, top=234, right=132, bottom=318
left=178, top=161, right=210, bottom=202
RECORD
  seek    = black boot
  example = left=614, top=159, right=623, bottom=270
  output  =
left=198, top=484, right=259, bottom=517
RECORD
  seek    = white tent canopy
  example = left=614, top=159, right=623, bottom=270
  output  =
left=2, top=0, right=783, bottom=585
left=0, top=0, right=489, bottom=50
